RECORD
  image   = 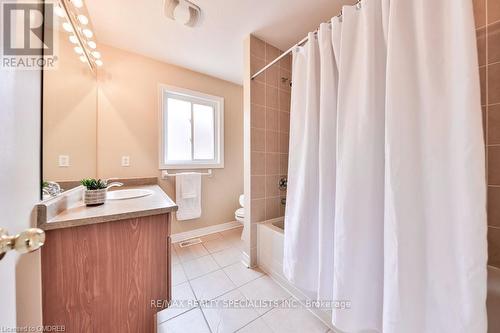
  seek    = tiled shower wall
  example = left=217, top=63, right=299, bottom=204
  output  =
left=249, top=36, right=291, bottom=224
left=474, top=0, right=500, bottom=268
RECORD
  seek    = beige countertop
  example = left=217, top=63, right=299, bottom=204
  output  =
left=37, top=185, right=178, bottom=231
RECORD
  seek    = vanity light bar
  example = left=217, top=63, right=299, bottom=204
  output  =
left=56, top=0, right=103, bottom=70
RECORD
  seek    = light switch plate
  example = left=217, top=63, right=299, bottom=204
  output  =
left=58, top=155, right=70, bottom=167
left=121, top=156, right=130, bottom=167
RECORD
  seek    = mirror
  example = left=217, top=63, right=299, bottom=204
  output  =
left=42, top=0, right=98, bottom=197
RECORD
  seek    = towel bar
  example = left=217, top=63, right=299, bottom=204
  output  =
left=161, top=169, right=213, bottom=178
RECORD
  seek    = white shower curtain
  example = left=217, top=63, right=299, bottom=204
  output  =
left=283, top=32, right=320, bottom=291
left=283, top=0, right=487, bottom=332
left=383, top=0, right=487, bottom=332
left=317, top=22, right=339, bottom=302
left=332, top=1, right=386, bottom=331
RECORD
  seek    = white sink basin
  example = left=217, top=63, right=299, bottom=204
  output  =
left=107, top=189, right=153, bottom=200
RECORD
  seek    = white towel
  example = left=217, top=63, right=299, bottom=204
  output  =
left=176, top=173, right=202, bottom=220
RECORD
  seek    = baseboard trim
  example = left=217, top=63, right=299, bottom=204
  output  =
left=171, top=221, right=243, bottom=243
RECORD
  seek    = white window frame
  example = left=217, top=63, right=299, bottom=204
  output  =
left=158, top=84, right=224, bottom=170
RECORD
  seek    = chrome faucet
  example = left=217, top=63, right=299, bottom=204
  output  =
left=107, top=182, right=124, bottom=190
left=43, top=181, right=63, bottom=197
left=105, top=178, right=124, bottom=190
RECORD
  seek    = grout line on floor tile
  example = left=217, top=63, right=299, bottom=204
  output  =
left=164, top=229, right=245, bottom=332
left=179, top=252, right=221, bottom=268
left=209, top=251, right=241, bottom=269
left=185, top=275, right=214, bottom=333
left=181, top=249, right=244, bottom=282
left=232, top=295, right=295, bottom=332
left=157, top=305, right=197, bottom=326
left=201, top=264, right=268, bottom=301
left=187, top=263, right=253, bottom=304
left=170, top=261, right=324, bottom=333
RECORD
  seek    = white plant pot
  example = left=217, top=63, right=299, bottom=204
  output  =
left=84, top=188, right=107, bottom=206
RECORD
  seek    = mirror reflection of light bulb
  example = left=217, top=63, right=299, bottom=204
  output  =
left=62, top=22, right=73, bottom=32
left=82, top=28, right=93, bottom=38
left=74, top=46, right=83, bottom=54
left=95, top=59, right=103, bottom=66
left=77, top=15, right=89, bottom=25
left=79, top=55, right=87, bottom=62
left=69, top=35, right=78, bottom=44
left=173, top=1, right=191, bottom=25
left=91, top=51, right=101, bottom=59
left=54, top=6, right=65, bottom=18
left=72, top=0, right=83, bottom=8
left=87, top=40, right=96, bottom=49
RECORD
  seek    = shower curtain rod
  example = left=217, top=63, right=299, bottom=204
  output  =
left=250, top=0, right=362, bottom=81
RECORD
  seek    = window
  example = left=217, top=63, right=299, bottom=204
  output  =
left=159, top=85, right=224, bottom=169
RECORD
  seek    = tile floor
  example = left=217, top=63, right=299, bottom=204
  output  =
left=157, top=226, right=331, bottom=333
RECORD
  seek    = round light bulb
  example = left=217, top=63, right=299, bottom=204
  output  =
left=87, top=40, right=96, bottom=49
left=62, top=22, right=73, bottom=32
left=54, top=6, right=65, bottom=18
left=82, top=28, right=93, bottom=38
left=77, top=15, right=89, bottom=25
left=173, top=1, right=191, bottom=25
left=79, top=55, right=87, bottom=62
left=95, top=59, right=103, bottom=67
left=69, top=35, right=78, bottom=44
left=74, top=46, right=83, bottom=54
left=71, top=0, right=83, bottom=8
left=91, top=51, right=101, bottom=59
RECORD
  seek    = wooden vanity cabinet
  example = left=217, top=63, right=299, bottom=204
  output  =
left=41, top=213, right=172, bottom=333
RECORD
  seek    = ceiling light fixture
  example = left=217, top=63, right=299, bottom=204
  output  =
left=173, top=1, right=190, bottom=25
left=164, top=0, right=201, bottom=27
left=87, top=40, right=96, bottom=49
left=91, top=51, right=101, bottom=59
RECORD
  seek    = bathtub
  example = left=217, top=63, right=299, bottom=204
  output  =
left=256, top=218, right=285, bottom=282
left=258, top=218, right=500, bottom=331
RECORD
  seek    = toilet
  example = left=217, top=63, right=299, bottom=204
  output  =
left=235, top=194, right=244, bottom=223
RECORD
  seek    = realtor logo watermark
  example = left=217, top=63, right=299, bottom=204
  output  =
left=1, top=1, right=58, bottom=69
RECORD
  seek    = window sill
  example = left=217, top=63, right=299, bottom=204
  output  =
left=159, top=164, right=224, bottom=170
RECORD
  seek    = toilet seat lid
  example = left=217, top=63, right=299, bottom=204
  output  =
left=235, top=208, right=245, bottom=218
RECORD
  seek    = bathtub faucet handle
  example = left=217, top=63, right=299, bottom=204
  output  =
left=279, top=177, right=287, bottom=191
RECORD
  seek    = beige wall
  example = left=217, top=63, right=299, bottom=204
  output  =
left=97, top=45, right=244, bottom=234
left=43, top=26, right=97, bottom=182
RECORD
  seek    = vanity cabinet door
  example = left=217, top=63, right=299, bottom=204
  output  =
left=41, top=213, right=171, bottom=333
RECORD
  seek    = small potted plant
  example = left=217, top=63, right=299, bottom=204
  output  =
left=80, top=178, right=108, bottom=206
